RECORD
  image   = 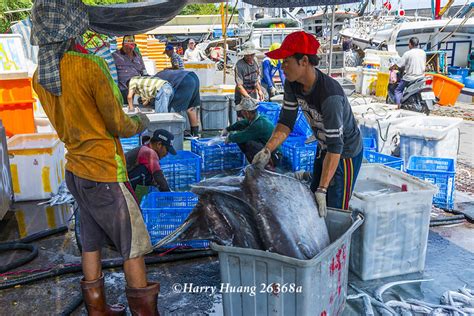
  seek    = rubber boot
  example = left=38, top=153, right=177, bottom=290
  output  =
left=80, top=273, right=126, bottom=316
left=126, top=282, right=160, bottom=316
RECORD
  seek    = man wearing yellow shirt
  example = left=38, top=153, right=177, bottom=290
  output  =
left=31, top=1, right=160, bottom=315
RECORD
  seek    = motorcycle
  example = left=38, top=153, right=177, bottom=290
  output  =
left=386, top=75, right=437, bottom=115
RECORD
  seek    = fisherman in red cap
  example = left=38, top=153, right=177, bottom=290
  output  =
left=252, top=31, right=363, bottom=218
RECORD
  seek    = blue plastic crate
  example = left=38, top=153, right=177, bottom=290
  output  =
left=363, top=150, right=404, bottom=171
left=257, top=102, right=281, bottom=125
left=406, top=156, right=456, bottom=209
left=140, top=192, right=208, bottom=248
left=120, top=134, right=141, bottom=153
left=281, top=140, right=317, bottom=172
left=160, top=151, right=201, bottom=191
left=291, top=110, right=313, bottom=138
left=363, top=137, right=377, bottom=152
left=191, top=138, right=246, bottom=172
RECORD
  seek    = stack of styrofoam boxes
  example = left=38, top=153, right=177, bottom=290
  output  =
left=147, top=37, right=170, bottom=71
left=349, top=164, right=438, bottom=280
left=7, top=133, right=65, bottom=202
left=0, top=34, right=36, bottom=137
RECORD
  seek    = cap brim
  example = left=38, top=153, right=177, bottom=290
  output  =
left=265, top=48, right=294, bottom=60
left=167, top=145, right=177, bottom=155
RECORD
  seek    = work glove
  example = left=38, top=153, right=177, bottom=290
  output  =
left=252, top=147, right=271, bottom=169
left=270, top=87, right=278, bottom=97
left=293, top=171, right=312, bottom=182
left=221, top=128, right=229, bottom=137
left=224, top=134, right=231, bottom=144
left=314, top=187, right=327, bottom=218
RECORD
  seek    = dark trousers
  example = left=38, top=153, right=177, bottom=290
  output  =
left=310, top=148, right=363, bottom=210
left=237, top=141, right=280, bottom=167
left=128, top=165, right=153, bottom=190
left=394, top=80, right=408, bottom=105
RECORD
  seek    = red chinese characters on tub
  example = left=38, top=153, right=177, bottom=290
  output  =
left=328, top=243, right=348, bottom=313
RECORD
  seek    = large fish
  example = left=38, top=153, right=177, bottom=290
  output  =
left=155, top=165, right=331, bottom=260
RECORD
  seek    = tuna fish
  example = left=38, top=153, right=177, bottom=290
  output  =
left=154, top=166, right=331, bottom=259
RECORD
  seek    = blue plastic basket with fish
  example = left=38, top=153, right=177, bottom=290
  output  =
left=281, top=138, right=317, bottom=172
left=119, top=133, right=141, bottom=153
left=160, top=151, right=201, bottom=191
left=363, top=150, right=404, bottom=171
left=406, top=156, right=455, bottom=209
left=191, top=138, right=246, bottom=172
left=257, top=102, right=281, bottom=125
left=141, top=191, right=208, bottom=248
left=363, top=137, right=377, bottom=152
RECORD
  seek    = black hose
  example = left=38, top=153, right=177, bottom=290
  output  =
left=0, top=250, right=216, bottom=290
left=0, top=243, right=38, bottom=273
left=60, top=293, right=83, bottom=316
left=0, top=226, right=68, bottom=274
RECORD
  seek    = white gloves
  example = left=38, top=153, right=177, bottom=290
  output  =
left=221, top=128, right=228, bottom=137
left=252, top=148, right=271, bottom=169
left=293, top=171, right=312, bottom=182
left=314, top=188, right=327, bottom=218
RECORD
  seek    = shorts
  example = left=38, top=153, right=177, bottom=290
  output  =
left=66, top=170, right=153, bottom=260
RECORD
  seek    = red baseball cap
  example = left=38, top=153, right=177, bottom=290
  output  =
left=265, top=31, right=320, bottom=60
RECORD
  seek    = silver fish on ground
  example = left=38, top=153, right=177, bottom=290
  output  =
left=374, top=279, right=433, bottom=303
left=155, top=166, right=331, bottom=259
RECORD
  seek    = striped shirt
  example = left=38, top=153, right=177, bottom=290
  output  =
left=129, top=76, right=168, bottom=103
left=279, top=68, right=362, bottom=158
left=170, top=52, right=184, bottom=70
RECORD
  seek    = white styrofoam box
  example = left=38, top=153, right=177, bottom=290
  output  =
left=351, top=102, right=398, bottom=117
left=357, top=110, right=425, bottom=154
left=397, top=116, right=463, bottom=167
left=349, top=164, right=437, bottom=280
left=200, top=94, right=230, bottom=131
left=212, top=209, right=363, bottom=316
left=184, top=61, right=216, bottom=88
left=146, top=113, right=186, bottom=151
left=360, top=69, right=378, bottom=95
left=35, top=117, right=56, bottom=134
left=0, top=34, right=29, bottom=79
left=8, top=133, right=65, bottom=202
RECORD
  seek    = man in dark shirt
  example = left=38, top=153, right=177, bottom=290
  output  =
left=222, top=98, right=279, bottom=167
left=126, top=129, right=176, bottom=192
left=252, top=31, right=363, bottom=218
left=112, top=35, right=147, bottom=102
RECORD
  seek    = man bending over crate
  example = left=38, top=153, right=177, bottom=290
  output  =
left=252, top=31, right=363, bottom=218
left=30, top=1, right=160, bottom=314
left=125, top=129, right=176, bottom=193
left=221, top=97, right=280, bottom=170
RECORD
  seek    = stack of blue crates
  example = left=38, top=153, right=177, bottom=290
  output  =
left=257, top=102, right=281, bottom=125
left=281, top=136, right=317, bottom=172
left=363, top=150, right=404, bottom=171
left=191, top=138, right=246, bottom=172
left=160, top=151, right=201, bottom=191
left=119, top=134, right=141, bottom=153
left=140, top=192, right=208, bottom=248
left=363, top=137, right=377, bottom=152
left=406, top=156, right=456, bottom=209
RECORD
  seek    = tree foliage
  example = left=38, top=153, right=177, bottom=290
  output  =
left=0, top=0, right=32, bottom=33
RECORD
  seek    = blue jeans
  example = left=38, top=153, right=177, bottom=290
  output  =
left=394, top=80, right=408, bottom=105
left=154, top=82, right=174, bottom=113
left=310, top=148, right=363, bottom=210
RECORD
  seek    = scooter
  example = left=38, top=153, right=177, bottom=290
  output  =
left=387, top=75, right=436, bottom=115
